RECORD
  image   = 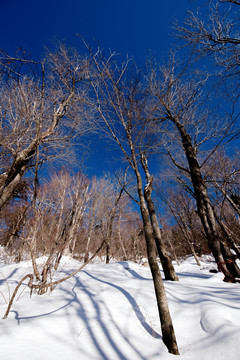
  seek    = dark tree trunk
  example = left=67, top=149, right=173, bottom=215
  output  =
left=106, top=238, right=110, bottom=264
left=0, top=142, right=38, bottom=211
left=172, top=116, right=240, bottom=282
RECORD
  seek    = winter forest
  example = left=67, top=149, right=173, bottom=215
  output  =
left=1, top=0, right=240, bottom=358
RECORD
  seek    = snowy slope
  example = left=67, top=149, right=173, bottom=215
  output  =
left=0, top=256, right=240, bottom=360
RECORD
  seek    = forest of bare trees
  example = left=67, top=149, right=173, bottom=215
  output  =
left=0, top=0, right=240, bottom=355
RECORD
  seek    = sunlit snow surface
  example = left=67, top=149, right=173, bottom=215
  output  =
left=1, top=254, right=240, bottom=360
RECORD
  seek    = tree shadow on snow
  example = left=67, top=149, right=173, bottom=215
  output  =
left=9, top=273, right=155, bottom=360
left=118, top=262, right=152, bottom=281
left=0, top=267, right=20, bottom=286
left=71, top=275, right=150, bottom=360
left=177, top=271, right=213, bottom=280
left=82, top=270, right=161, bottom=340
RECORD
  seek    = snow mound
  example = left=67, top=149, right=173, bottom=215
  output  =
left=200, top=304, right=233, bottom=335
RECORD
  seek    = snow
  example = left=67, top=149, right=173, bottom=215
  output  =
left=1, top=255, right=240, bottom=359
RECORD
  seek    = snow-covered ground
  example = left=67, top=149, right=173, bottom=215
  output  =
left=0, top=255, right=240, bottom=360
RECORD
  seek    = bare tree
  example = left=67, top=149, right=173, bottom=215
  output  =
left=140, top=152, right=179, bottom=278
left=176, top=0, right=240, bottom=144
left=84, top=176, right=107, bottom=262
left=0, top=44, right=91, bottom=211
left=0, top=199, right=29, bottom=256
left=177, top=0, right=240, bottom=76
left=114, top=213, right=146, bottom=262
left=84, top=174, right=127, bottom=263
left=160, top=223, right=180, bottom=266
left=148, top=57, right=240, bottom=282
left=86, top=50, right=179, bottom=355
left=162, top=188, right=202, bottom=265
left=53, top=172, right=89, bottom=269
left=14, top=170, right=89, bottom=293
left=204, top=151, right=240, bottom=259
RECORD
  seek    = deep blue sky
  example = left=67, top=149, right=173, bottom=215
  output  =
left=0, top=0, right=196, bottom=63
left=0, top=0, right=198, bottom=176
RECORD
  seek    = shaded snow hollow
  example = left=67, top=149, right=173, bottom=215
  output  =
left=0, top=255, right=240, bottom=360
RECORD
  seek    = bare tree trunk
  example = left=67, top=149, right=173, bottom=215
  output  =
left=0, top=61, right=76, bottom=211
left=89, top=50, right=179, bottom=353
left=54, top=183, right=89, bottom=270
left=15, top=241, right=24, bottom=263
left=185, top=235, right=201, bottom=266
left=105, top=238, right=111, bottom=264
left=164, top=231, right=180, bottom=266
left=104, top=187, right=124, bottom=264
left=129, top=147, right=179, bottom=353
left=211, top=183, right=240, bottom=261
left=187, top=220, right=201, bottom=266
left=132, top=232, right=141, bottom=263
left=172, top=116, right=240, bottom=281
left=135, top=168, right=179, bottom=354
left=144, top=183, right=179, bottom=280
left=214, top=210, right=240, bottom=261
left=141, top=154, right=179, bottom=281
left=175, top=214, right=200, bottom=266
left=117, top=214, right=128, bottom=261
left=5, top=205, right=28, bottom=255
left=84, top=233, right=92, bottom=263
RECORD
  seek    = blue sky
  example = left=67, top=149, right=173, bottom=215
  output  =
left=0, top=0, right=198, bottom=176
left=0, top=0, right=196, bottom=64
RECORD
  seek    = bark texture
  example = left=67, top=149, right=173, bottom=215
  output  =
left=171, top=115, right=240, bottom=281
left=133, top=159, right=179, bottom=354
